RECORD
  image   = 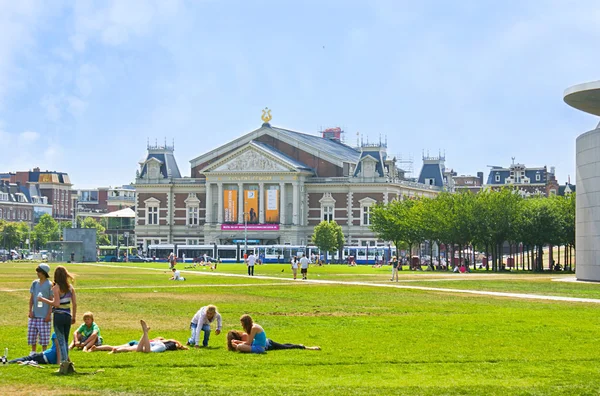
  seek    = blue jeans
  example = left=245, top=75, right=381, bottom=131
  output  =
left=188, top=323, right=211, bottom=347
left=53, top=313, right=71, bottom=362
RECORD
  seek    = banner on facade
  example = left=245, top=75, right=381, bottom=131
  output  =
left=265, top=189, right=279, bottom=223
left=244, top=190, right=258, bottom=223
left=223, top=190, right=237, bottom=222
left=221, top=224, right=279, bottom=231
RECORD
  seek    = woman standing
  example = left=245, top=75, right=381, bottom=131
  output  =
left=231, top=314, right=267, bottom=354
left=38, top=266, right=77, bottom=370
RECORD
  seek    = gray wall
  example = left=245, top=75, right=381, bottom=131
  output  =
left=64, top=228, right=97, bottom=262
left=576, top=128, right=600, bottom=281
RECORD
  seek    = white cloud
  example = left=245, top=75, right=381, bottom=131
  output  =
left=19, top=130, right=39, bottom=142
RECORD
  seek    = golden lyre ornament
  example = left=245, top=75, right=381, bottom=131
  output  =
left=261, top=107, right=272, bottom=123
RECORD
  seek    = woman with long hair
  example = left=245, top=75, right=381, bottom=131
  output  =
left=227, top=330, right=320, bottom=352
left=230, top=314, right=267, bottom=353
left=38, top=266, right=77, bottom=370
left=107, top=320, right=188, bottom=353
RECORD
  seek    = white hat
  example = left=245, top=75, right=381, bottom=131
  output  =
left=36, top=263, right=51, bottom=277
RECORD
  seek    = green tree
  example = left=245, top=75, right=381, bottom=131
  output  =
left=2, top=222, right=20, bottom=249
left=33, top=214, right=59, bottom=249
left=311, top=221, right=345, bottom=263
left=81, top=216, right=110, bottom=245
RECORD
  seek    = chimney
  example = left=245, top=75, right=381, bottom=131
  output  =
left=33, top=167, right=40, bottom=172
left=322, top=127, right=342, bottom=142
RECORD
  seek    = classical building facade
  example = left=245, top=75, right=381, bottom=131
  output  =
left=485, top=161, right=560, bottom=196
left=134, top=119, right=440, bottom=251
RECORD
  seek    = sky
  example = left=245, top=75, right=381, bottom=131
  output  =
left=1, top=0, right=600, bottom=189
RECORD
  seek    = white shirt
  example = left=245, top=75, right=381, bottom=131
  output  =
left=173, top=270, right=182, bottom=280
left=291, top=259, right=298, bottom=269
left=247, top=254, right=256, bottom=266
left=300, top=257, right=309, bottom=269
left=191, top=306, right=222, bottom=345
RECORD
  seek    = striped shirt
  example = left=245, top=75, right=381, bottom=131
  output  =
left=53, top=288, right=72, bottom=315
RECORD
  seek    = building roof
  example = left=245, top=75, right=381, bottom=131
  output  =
left=139, top=146, right=182, bottom=179
left=269, top=126, right=361, bottom=163
left=486, top=166, right=547, bottom=185
left=353, top=147, right=387, bottom=177
left=250, top=141, right=313, bottom=171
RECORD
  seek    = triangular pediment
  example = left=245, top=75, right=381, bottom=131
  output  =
left=202, top=144, right=295, bottom=173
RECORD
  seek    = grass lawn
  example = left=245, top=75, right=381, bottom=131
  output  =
left=1, top=262, right=600, bottom=395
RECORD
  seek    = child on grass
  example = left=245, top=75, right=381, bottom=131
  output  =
left=9, top=333, right=60, bottom=365
left=28, top=263, right=53, bottom=355
left=70, top=312, right=103, bottom=352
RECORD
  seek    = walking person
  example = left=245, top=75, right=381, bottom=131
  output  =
left=37, top=265, right=77, bottom=373
left=390, top=256, right=400, bottom=282
left=28, top=263, right=53, bottom=355
left=187, top=305, right=222, bottom=347
left=291, top=256, right=298, bottom=280
left=300, top=253, right=310, bottom=280
left=246, top=251, right=256, bottom=276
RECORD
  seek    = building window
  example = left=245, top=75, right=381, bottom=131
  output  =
left=362, top=205, right=372, bottom=226
left=187, top=206, right=199, bottom=226
left=495, top=174, right=500, bottom=182
left=0, top=192, right=8, bottom=201
left=187, top=239, right=199, bottom=245
left=322, top=206, right=334, bottom=222
left=147, top=206, right=158, bottom=225
left=536, top=174, right=541, bottom=181
left=425, top=178, right=435, bottom=185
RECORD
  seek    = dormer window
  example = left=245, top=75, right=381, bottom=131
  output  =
left=495, top=174, right=500, bottom=182
left=536, top=174, right=541, bottom=181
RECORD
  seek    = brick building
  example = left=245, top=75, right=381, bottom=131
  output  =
left=134, top=120, right=440, bottom=251
left=77, top=185, right=136, bottom=217
left=453, top=172, right=484, bottom=193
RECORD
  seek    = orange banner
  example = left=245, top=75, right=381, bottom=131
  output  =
left=244, top=190, right=258, bottom=223
left=265, top=189, right=279, bottom=223
left=223, top=190, right=237, bottom=222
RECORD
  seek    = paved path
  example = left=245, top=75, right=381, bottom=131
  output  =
left=21, top=262, right=600, bottom=305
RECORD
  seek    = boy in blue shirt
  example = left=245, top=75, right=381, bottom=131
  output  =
left=9, top=333, right=59, bottom=365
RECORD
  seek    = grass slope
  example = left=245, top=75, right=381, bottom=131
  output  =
left=0, top=262, right=599, bottom=395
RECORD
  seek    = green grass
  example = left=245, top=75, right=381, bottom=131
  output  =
left=1, top=262, right=600, bottom=395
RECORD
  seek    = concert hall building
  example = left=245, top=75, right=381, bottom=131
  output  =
left=133, top=116, right=441, bottom=251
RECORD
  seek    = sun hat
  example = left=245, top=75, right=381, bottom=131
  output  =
left=36, top=263, right=51, bottom=278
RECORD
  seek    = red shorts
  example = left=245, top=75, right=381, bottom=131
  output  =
left=28, top=317, right=51, bottom=346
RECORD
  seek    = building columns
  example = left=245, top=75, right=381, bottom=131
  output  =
left=292, top=182, right=299, bottom=225
left=217, top=182, right=223, bottom=224
left=259, top=182, right=265, bottom=223
left=279, top=182, right=286, bottom=225
left=238, top=182, right=244, bottom=223
left=205, top=183, right=212, bottom=223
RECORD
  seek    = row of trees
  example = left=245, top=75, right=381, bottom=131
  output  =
left=369, top=189, right=575, bottom=271
left=0, top=214, right=110, bottom=251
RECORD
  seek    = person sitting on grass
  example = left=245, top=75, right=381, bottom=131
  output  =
left=8, top=333, right=59, bottom=365
left=70, top=312, right=103, bottom=352
left=230, top=314, right=267, bottom=354
left=170, top=267, right=185, bottom=281
left=227, top=330, right=320, bottom=352
left=101, top=320, right=188, bottom=353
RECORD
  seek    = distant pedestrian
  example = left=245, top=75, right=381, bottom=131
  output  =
left=300, top=253, right=309, bottom=280
left=246, top=252, right=256, bottom=276
left=390, top=256, right=400, bottom=282
left=291, top=256, right=298, bottom=280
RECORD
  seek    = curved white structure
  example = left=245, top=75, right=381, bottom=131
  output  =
left=565, top=81, right=600, bottom=281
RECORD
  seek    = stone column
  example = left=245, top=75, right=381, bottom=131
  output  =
left=238, top=182, right=244, bottom=224
left=205, top=182, right=212, bottom=223
left=259, top=182, right=265, bottom=223
left=292, top=182, right=299, bottom=225
left=217, top=182, right=223, bottom=224
left=279, top=182, right=286, bottom=225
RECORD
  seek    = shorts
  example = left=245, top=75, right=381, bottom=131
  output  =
left=150, top=341, right=166, bottom=353
left=301, top=268, right=307, bottom=274
left=81, top=334, right=103, bottom=346
left=28, top=318, right=51, bottom=346
left=251, top=344, right=266, bottom=354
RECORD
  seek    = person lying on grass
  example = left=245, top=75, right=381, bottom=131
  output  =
left=88, top=320, right=188, bottom=353
left=70, top=312, right=103, bottom=352
left=8, top=333, right=60, bottom=365
left=227, top=330, right=320, bottom=352
left=229, top=314, right=268, bottom=354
